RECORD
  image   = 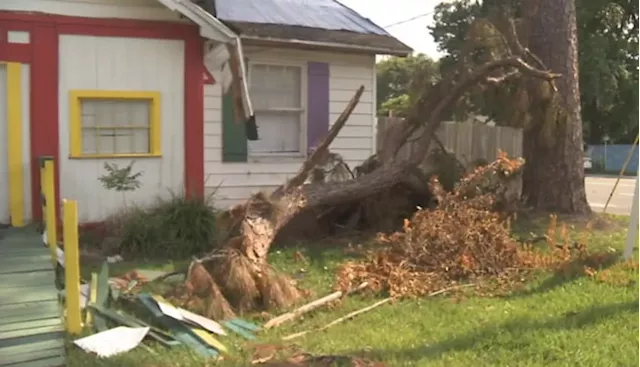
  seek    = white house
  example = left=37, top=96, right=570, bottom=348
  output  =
left=0, top=0, right=412, bottom=224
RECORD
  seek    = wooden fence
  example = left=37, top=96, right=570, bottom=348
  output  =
left=376, top=117, right=523, bottom=165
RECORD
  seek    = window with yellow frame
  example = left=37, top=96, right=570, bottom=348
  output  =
left=69, top=90, right=161, bottom=158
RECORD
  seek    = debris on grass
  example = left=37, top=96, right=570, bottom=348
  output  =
left=335, top=153, right=595, bottom=298
left=282, top=297, right=393, bottom=341
left=74, top=326, right=150, bottom=358
left=259, top=352, right=389, bottom=366
left=264, top=282, right=369, bottom=330
left=74, top=261, right=261, bottom=360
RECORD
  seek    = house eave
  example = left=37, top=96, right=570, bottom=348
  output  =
left=240, top=35, right=412, bottom=57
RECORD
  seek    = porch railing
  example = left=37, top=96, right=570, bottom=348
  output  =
left=39, top=156, right=82, bottom=334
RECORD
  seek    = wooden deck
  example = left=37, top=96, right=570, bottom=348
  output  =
left=0, top=228, right=66, bottom=367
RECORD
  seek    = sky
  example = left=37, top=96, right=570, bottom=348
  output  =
left=338, top=0, right=446, bottom=59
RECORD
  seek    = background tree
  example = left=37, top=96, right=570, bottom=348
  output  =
left=424, top=0, right=590, bottom=213
left=578, top=0, right=638, bottom=144
left=521, top=0, right=590, bottom=213
left=376, top=54, right=440, bottom=116
left=430, top=0, right=639, bottom=144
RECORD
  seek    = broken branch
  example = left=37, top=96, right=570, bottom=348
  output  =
left=264, top=282, right=369, bottom=329
left=281, top=297, right=392, bottom=341
left=272, top=86, right=365, bottom=198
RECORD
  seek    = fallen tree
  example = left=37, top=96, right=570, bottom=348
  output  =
left=178, top=31, right=563, bottom=318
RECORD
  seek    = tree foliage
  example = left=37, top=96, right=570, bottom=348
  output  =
left=429, top=0, right=638, bottom=143
left=376, top=54, right=440, bottom=116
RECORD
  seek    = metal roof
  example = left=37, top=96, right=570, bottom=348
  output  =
left=215, top=0, right=390, bottom=36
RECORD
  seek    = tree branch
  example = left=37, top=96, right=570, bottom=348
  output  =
left=271, top=86, right=365, bottom=199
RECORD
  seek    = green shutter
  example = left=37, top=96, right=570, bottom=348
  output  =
left=222, top=91, right=248, bottom=162
left=222, top=55, right=249, bottom=163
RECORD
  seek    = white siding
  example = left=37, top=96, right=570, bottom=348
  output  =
left=59, top=35, right=185, bottom=222
left=0, top=0, right=181, bottom=21
left=204, top=47, right=376, bottom=208
left=0, top=63, right=32, bottom=225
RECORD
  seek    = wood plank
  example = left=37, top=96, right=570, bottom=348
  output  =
left=0, top=318, right=62, bottom=333
left=0, top=236, right=44, bottom=246
left=0, top=271, right=55, bottom=289
left=9, top=355, right=66, bottom=367
left=0, top=301, right=60, bottom=325
left=0, top=285, right=58, bottom=306
left=0, top=254, right=52, bottom=274
left=0, top=246, right=48, bottom=255
left=2, top=347, right=65, bottom=366
left=0, top=332, right=65, bottom=352
left=0, top=324, right=64, bottom=340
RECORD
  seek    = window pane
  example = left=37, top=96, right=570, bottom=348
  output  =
left=131, top=128, right=150, bottom=154
left=80, top=98, right=152, bottom=154
left=248, top=111, right=301, bottom=154
left=81, top=128, right=98, bottom=154
left=97, top=128, right=116, bottom=154
left=114, top=129, right=133, bottom=154
left=250, top=64, right=301, bottom=109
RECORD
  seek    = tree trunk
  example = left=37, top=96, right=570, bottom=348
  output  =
left=522, top=0, right=591, bottom=214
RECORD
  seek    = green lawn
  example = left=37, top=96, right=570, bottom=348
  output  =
left=68, top=214, right=639, bottom=367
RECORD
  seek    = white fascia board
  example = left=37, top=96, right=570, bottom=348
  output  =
left=156, top=0, right=236, bottom=42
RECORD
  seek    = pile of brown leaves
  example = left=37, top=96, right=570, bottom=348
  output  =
left=336, top=153, right=585, bottom=298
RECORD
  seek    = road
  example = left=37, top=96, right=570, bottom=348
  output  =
left=586, top=175, right=637, bottom=215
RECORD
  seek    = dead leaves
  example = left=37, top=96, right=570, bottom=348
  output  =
left=336, top=154, right=601, bottom=298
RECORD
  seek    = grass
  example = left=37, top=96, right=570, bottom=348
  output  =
left=67, top=214, right=639, bottom=367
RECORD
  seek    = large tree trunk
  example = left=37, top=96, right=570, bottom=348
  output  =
left=522, top=0, right=591, bottom=214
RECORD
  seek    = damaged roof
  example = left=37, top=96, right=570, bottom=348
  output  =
left=209, top=0, right=412, bottom=56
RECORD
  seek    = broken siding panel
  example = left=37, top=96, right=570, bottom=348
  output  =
left=203, top=47, right=376, bottom=207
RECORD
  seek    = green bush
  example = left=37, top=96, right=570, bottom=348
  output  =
left=107, top=193, right=220, bottom=258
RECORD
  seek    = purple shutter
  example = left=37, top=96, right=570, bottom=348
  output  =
left=306, top=62, right=330, bottom=153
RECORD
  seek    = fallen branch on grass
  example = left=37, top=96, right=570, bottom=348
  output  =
left=264, top=282, right=369, bottom=329
left=281, top=283, right=475, bottom=341
left=281, top=297, right=392, bottom=341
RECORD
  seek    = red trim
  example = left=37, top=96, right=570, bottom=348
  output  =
left=30, top=24, right=60, bottom=221
left=0, top=44, right=31, bottom=63
left=0, top=11, right=205, bottom=219
left=0, top=12, right=195, bottom=37
left=0, top=23, right=32, bottom=62
left=185, top=37, right=205, bottom=197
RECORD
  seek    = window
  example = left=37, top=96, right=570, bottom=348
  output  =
left=69, top=91, right=161, bottom=158
left=248, top=63, right=304, bottom=156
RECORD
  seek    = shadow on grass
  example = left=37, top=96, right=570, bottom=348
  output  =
left=506, top=252, right=622, bottom=299
left=359, top=300, right=639, bottom=363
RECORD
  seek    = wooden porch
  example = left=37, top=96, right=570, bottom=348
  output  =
left=0, top=227, right=65, bottom=367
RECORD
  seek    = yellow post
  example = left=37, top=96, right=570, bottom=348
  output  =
left=41, top=158, right=58, bottom=267
left=63, top=199, right=82, bottom=334
left=6, top=62, right=24, bottom=227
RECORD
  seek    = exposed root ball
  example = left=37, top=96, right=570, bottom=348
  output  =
left=208, top=250, right=260, bottom=313
left=170, top=262, right=236, bottom=320
left=204, top=279, right=237, bottom=320
left=257, top=267, right=301, bottom=310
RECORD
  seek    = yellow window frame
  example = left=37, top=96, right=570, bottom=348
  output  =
left=69, top=90, right=162, bottom=158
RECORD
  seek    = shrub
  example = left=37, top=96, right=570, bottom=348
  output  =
left=106, top=193, right=220, bottom=258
